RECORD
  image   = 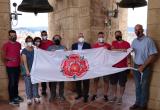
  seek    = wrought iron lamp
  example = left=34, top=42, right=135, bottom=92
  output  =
left=10, top=2, right=22, bottom=26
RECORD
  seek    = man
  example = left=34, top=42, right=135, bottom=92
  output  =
left=2, top=30, right=23, bottom=105
left=109, top=30, right=130, bottom=104
left=47, top=35, right=66, bottom=101
left=72, top=33, right=91, bottom=103
left=130, top=24, right=158, bottom=110
left=39, top=30, right=53, bottom=96
left=91, top=32, right=111, bottom=101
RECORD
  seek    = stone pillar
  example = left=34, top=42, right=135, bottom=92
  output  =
left=48, top=0, right=128, bottom=48
left=147, top=0, right=160, bottom=110
left=0, top=0, right=11, bottom=100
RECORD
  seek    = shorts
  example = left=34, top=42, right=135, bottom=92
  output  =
left=94, top=75, right=110, bottom=82
left=110, top=70, right=129, bottom=87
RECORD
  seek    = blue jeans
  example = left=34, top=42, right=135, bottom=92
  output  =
left=133, top=64, right=151, bottom=107
left=23, top=76, right=39, bottom=99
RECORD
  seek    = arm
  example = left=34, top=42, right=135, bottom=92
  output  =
left=21, top=54, right=30, bottom=76
left=111, top=46, right=127, bottom=52
left=138, top=54, right=157, bottom=72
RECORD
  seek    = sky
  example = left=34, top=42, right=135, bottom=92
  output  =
left=11, top=0, right=48, bottom=28
left=11, top=0, right=148, bottom=29
left=128, top=6, right=147, bottom=29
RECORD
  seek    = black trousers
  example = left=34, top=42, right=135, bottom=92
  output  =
left=6, top=67, right=20, bottom=101
left=50, top=82, right=64, bottom=97
left=41, top=82, right=47, bottom=92
left=76, top=79, right=90, bottom=97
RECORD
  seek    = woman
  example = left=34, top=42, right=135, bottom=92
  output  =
left=33, top=37, right=41, bottom=48
left=21, top=36, right=40, bottom=105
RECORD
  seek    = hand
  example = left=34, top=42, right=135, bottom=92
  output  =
left=7, top=58, right=16, bottom=61
left=26, top=71, right=30, bottom=76
left=138, top=65, right=145, bottom=73
left=122, top=49, right=127, bottom=52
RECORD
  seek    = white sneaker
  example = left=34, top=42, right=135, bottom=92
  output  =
left=27, top=99, right=32, bottom=105
left=34, top=98, right=40, bottom=104
left=117, top=97, right=122, bottom=105
left=109, top=97, right=117, bottom=103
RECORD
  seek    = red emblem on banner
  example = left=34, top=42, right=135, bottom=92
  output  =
left=61, top=54, right=89, bottom=78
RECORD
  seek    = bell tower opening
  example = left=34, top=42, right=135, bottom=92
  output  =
left=10, top=0, right=49, bottom=48
left=127, top=0, right=148, bottom=44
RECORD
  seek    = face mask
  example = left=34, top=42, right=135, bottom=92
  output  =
left=35, top=42, right=40, bottom=46
left=54, top=39, right=60, bottom=45
left=78, top=37, right=84, bottom=43
left=42, top=36, right=47, bottom=40
left=98, top=38, right=104, bottom=43
left=136, top=31, right=141, bottom=37
left=10, top=36, right=17, bottom=42
left=26, top=42, right=33, bottom=47
left=115, top=35, right=122, bottom=41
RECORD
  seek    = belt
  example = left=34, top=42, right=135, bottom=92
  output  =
left=135, top=64, right=142, bottom=67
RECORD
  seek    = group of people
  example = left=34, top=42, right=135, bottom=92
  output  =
left=2, top=24, right=157, bottom=110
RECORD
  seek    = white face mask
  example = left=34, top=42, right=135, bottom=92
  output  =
left=26, top=42, right=33, bottom=47
left=42, top=36, right=47, bottom=40
left=98, top=38, right=105, bottom=43
left=35, top=42, right=40, bottom=46
left=78, top=37, right=84, bottom=43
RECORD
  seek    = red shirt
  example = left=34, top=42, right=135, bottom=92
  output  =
left=112, top=40, right=130, bottom=68
left=2, top=41, right=21, bottom=67
left=39, top=40, right=53, bottom=50
left=92, top=42, right=111, bottom=50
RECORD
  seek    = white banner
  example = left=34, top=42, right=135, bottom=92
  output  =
left=30, top=47, right=132, bottom=84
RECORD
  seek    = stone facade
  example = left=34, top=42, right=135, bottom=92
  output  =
left=147, top=0, right=160, bottom=110
left=0, top=0, right=11, bottom=100
left=48, top=0, right=128, bottom=48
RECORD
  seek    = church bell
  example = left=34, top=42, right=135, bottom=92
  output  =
left=18, top=0, right=53, bottom=15
left=118, top=0, right=147, bottom=9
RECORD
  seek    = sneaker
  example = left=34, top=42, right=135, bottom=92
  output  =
left=34, top=98, right=40, bottom=104
left=15, top=96, right=24, bottom=102
left=91, top=95, right=97, bottom=101
left=83, top=97, right=88, bottom=103
left=27, top=99, right=32, bottom=105
left=59, top=96, right=65, bottom=101
left=9, top=100, right=19, bottom=106
left=109, top=97, right=117, bottom=103
left=117, top=97, right=122, bottom=105
left=103, top=95, right=108, bottom=102
left=75, top=95, right=82, bottom=100
left=49, top=96, right=56, bottom=102
left=41, top=91, right=47, bottom=96
left=139, top=106, right=147, bottom=110
left=129, top=104, right=140, bottom=110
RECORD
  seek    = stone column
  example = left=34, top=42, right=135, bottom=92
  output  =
left=48, top=0, right=128, bottom=47
left=0, top=0, right=11, bottom=100
left=147, top=0, right=160, bottom=110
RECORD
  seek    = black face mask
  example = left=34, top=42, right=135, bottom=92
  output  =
left=10, top=36, right=17, bottom=42
left=136, top=31, right=141, bottom=37
left=115, top=35, right=122, bottom=41
left=54, top=39, right=60, bottom=45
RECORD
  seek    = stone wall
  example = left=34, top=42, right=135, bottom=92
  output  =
left=147, top=0, right=160, bottom=109
left=0, top=0, right=11, bottom=100
left=48, top=0, right=128, bottom=48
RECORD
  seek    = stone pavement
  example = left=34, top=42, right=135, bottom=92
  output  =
left=0, top=78, right=137, bottom=110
